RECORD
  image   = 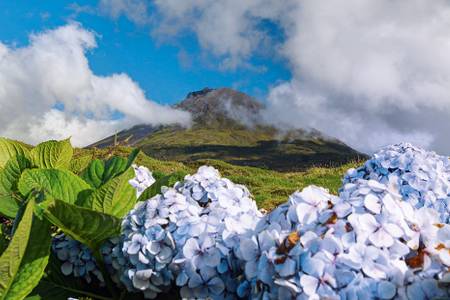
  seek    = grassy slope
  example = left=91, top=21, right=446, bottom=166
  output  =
left=134, top=126, right=365, bottom=172
left=137, top=127, right=276, bottom=147
left=76, top=146, right=361, bottom=210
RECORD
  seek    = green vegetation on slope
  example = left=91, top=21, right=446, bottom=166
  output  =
left=137, top=127, right=275, bottom=147
left=77, top=146, right=361, bottom=210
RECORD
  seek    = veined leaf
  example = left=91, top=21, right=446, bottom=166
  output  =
left=69, top=154, right=93, bottom=175
left=0, top=155, right=31, bottom=218
left=0, top=138, right=30, bottom=169
left=38, top=199, right=121, bottom=250
left=81, top=159, right=104, bottom=189
left=102, top=157, right=128, bottom=184
left=0, top=199, right=33, bottom=299
left=89, top=167, right=136, bottom=218
left=30, top=139, right=73, bottom=169
left=82, top=149, right=139, bottom=189
left=138, top=172, right=185, bottom=202
left=0, top=198, right=51, bottom=300
left=18, top=169, right=92, bottom=206
left=0, top=196, right=18, bottom=220
left=7, top=216, right=51, bottom=300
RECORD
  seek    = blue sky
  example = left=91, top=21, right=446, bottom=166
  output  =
left=0, top=0, right=290, bottom=104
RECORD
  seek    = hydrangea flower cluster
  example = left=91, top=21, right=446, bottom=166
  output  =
left=53, top=143, right=450, bottom=300
left=111, top=166, right=262, bottom=299
left=52, top=165, right=156, bottom=284
left=344, top=143, right=450, bottom=223
left=236, top=143, right=450, bottom=299
left=52, top=234, right=104, bottom=284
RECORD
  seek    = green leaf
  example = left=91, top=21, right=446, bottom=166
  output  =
left=126, top=149, right=140, bottom=168
left=28, top=255, right=111, bottom=300
left=18, top=169, right=92, bottom=206
left=137, top=172, right=185, bottom=202
left=81, top=159, right=105, bottom=189
left=0, top=198, right=18, bottom=220
left=30, top=139, right=73, bottom=169
left=0, top=155, right=31, bottom=218
left=38, top=199, right=121, bottom=250
left=28, top=279, right=109, bottom=300
left=0, top=198, right=51, bottom=300
left=0, top=200, right=33, bottom=297
left=69, top=154, right=93, bottom=175
left=89, top=167, right=136, bottom=218
left=81, top=149, right=139, bottom=189
left=102, top=157, right=128, bottom=184
left=0, top=138, right=30, bottom=169
left=7, top=216, right=51, bottom=300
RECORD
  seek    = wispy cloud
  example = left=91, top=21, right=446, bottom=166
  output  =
left=0, top=23, right=191, bottom=146
left=98, top=0, right=150, bottom=25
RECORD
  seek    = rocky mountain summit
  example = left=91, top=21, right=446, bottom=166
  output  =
left=90, top=88, right=365, bottom=171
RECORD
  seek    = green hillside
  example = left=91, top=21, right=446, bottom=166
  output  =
left=77, top=146, right=361, bottom=209
left=91, top=88, right=366, bottom=172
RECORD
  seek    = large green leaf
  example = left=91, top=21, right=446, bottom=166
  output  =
left=18, top=169, right=92, bottom=206
left=81, top=159, right=105, bottom=189
left=6, top=216, right=51, bottom=300
left=28, top=255, right=111, bottom=300
left=28, top=278, right=110, bottom=300
left=0, top=138, right=30, bottom=169
left=30, top=139, right=73, bottom=169
left=82, top=149, right=140, bottom=189
left=0, top=155, right=31, bottom=218
left=0, top=196, right=18, bottom=220
left=137, top=172, right=185, bottom=202
left=102, top=157, right=128, bottom=184
left=0, top=198, right=51, bottom=300
left=38, top=199, right=121, bottom=250
left=69, top=154, right=93, bottom=175
left=0, top=199, right=33, bottom=298
left=89, top=167, right=136, bottom=218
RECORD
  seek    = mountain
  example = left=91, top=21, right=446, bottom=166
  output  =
left=90, top=88, right=365, bottom=171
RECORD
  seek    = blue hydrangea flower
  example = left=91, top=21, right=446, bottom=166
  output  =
left=52, top=234, right=104, bottom=284
left=113, top=165, right=262, bottom=299
left=55, top=145, right=450, bottom=300
left=236, top=143, right=450, bottom=299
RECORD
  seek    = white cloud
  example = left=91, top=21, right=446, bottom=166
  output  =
left=127, top=0, right=450, bottom=153
left=151, top=0, right=290, bottom=70
left=0, top=23, right=190, bottom=147
left=99, top=0, right=150, bottom=25
left=266, top=0, right=450, bottom=153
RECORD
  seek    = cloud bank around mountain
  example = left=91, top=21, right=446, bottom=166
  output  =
left=0, top=23, right=191, bottom=146
left=103, top=0, right=450, bottom=153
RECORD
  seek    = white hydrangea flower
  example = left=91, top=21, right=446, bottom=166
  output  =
left=128, top=165, right=156, bottom=197
left=113, top=165, right=262, bottom=299
left=54, top=147, right=450, bottom=300
left=343, top=143, right=450, bottom=222
left=237, top=143, right=450, bottom=300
